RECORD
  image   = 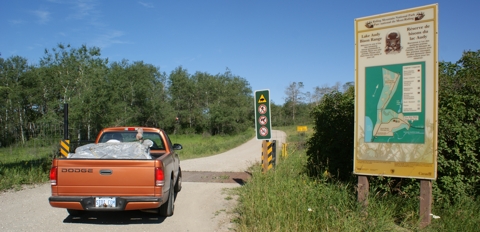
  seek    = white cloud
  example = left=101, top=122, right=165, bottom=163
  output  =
left=49, top=0, right=100, bottom=22
left=32, top=9, right=51, bottom=24
left=46, top=0, right=127, bottom=49
left=138, top=1, right=154, bottom=8
left=70, top=0, right=98, bottom=20
left=91, top=30, right=128, bottom=49
left=8, top=19, right=24, bottom=25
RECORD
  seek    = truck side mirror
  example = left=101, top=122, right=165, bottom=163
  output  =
left=173, top=143, right=183, bottom=150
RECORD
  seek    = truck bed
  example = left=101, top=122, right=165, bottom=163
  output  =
left=52, top=159, right=162, bottom=196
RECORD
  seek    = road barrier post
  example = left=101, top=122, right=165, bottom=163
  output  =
left=262, top=140, right=275, bottom=173
left=59, top=140, right=70, bottom=158
left=59, top=103, right=69, bottom=158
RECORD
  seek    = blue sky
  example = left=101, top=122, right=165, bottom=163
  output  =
left=2, top=0, right=479, bottom=104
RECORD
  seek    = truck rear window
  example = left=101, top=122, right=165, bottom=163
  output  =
left=99, top=132, right=165, bottom=150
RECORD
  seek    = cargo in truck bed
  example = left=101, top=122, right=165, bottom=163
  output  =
left=68, top=140, right=154, bottom=159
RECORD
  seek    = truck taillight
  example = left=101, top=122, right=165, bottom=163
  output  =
left=49, top=166, right=58, bottom=186
left=155, top=167, right=165, bottom=186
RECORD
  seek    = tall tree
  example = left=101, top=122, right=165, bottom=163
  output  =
left=208, top=69, right=252, bottom=135
left=191, top=71, right=216, bottom=132
left=107, top=60, right=168, bottom=128
left=168, top=67, right=196, bottom=134
left=0, top=56, right=37, bottom=145
left=40, top=44, right=109, bottom=140
left=284, top=81, right=304, bottom=122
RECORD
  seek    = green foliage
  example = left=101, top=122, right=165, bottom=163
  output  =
left=272, top=81, right=314, bottom=127
left=305, top=50, right=480, bottom=203
left=283, top=81, right=305, bottom=124
left=106, top=60, right=172, bottom=129
left=305, top=86, right=355, bottom=181
left=270, top=102, right=288, bottom=126
left=0, top=55, right=41, bottom=146
left=273, top=101, right=313, bottom=127
left=435, top=50, right=480, bottom=201
left=168, top=67, right=253, bottom=135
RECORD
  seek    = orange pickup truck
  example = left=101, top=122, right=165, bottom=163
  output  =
left=48, top=127, right=182, bottom=217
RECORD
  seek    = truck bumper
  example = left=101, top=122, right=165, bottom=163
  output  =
left=49, top=196, right=163, bottom=211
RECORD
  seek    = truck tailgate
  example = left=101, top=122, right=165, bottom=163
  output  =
left=54, top=159, right=158, bottom=196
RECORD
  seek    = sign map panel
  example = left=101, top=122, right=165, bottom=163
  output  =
left=365, top=62, right=426, bottom=144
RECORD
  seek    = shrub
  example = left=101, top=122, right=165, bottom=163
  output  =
left=305, top=87, right=355, bottom=181
left=305, top=50, right=480, bottom=202
left=435, top=50, right=480, bottom=202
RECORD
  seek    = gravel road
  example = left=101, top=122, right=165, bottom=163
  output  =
left=0, top=130, right=286, bottom=232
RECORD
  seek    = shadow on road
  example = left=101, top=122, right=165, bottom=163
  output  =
left=182, top=171, right=251, bottom=184
left=62, top=210, right=167, bottom=224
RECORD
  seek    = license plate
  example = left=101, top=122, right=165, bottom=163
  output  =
left=95, top=197, right=116, bottom=207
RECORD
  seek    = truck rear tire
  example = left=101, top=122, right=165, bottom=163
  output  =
left=158, top=180, right=174, bottom=217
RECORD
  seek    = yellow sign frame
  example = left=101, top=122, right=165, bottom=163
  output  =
left=354, top=4, right=438, bottom=180
left=297, top=126, right=307, bottom=132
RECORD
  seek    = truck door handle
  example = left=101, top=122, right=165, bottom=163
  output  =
left=100, top=169, right=113, bottom=175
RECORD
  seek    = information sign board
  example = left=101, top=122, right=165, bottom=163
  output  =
left=354, top=4, right=438, bottom=179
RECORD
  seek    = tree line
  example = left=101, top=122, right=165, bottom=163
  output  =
left=0, top=44, right=339, bottom=147
left=0, top=44, right=254, bottom=146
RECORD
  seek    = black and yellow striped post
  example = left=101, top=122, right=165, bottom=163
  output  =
left=262, top=140, right=276, bottom=173
left=59, top=139, right=70, bottom=158
left=60, top=103, right=69, bottom=158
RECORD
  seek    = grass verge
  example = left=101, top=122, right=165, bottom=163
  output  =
left=0, top=145, right=55, bottom=191
left=171, top=129, right=255, bottom=160
left=233, top=125, right=480, bottom=231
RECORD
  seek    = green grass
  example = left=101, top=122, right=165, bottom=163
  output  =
left=0, top=143, right=55, bottom=191
left=234, top=150, right=399, bottom=231
left=427, top=197, right=480, bottom=231
left=170, top=129, right=255, bottom=160
left=233, top=125, right=480, bottom=231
